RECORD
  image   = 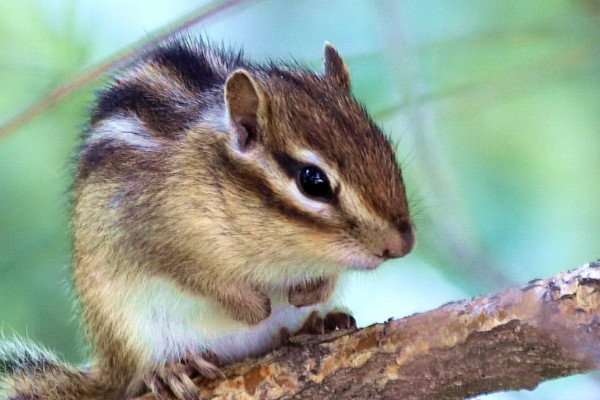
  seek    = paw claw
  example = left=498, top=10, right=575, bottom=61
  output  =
left=296, top=310, right=356, bottom=336
left=200, top=349, right=222, bottom=367
left=324, top=312, right=357, bottom=331
left=144, top=370, right=171, bottom=400
left=144, top=363, right=200, bottom=400
left=349, top=315, right=357, bottom=329
left=144, top=352, right=224, bottom=400
left=184, top=352, right=225, bottom=380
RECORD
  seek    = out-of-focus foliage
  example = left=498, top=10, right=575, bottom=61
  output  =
left=0, top=1, right=598, bottom=398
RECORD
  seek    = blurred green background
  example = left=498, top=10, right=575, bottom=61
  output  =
left=1, top=0, right=599, bottom=398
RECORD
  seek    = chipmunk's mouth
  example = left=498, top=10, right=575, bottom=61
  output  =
left=346, top=254, right=386, bottom=271
left=341, top=222, right=415, bottom=271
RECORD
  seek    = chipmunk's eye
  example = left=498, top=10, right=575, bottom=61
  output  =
left=297, top=165, right=333, bottom=201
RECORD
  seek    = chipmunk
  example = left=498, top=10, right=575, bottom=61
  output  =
left=0, top=37, right=414, bottom=400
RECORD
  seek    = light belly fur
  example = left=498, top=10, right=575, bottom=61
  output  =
left=128, top=278, right=335, bottom=363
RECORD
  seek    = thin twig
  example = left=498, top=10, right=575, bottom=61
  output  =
left=0, top=0, right=260, bottom=142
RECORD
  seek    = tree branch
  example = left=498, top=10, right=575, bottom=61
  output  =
left=136, top=261, right=600, bottom=399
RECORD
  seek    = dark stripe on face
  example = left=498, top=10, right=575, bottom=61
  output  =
left=217, top=148, right=336, bottom=231
left=272, top=152, right=300, bottom=178
left=267, top=73, right=409, bottom=220
left=273, top=151, right=340, bottom=206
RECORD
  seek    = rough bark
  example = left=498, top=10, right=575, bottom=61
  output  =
left=137, top=261, right=600, bottom=400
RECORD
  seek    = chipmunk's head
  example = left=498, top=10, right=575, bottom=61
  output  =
left=76, top=38, right=413, bottom=286
left=220, top=44, right=414, bottom=282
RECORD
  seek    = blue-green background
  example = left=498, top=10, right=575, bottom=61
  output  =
left=1, top=1, right=599, bottom=398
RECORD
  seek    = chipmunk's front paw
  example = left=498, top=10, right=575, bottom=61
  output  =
left=144, top=351, right=225, bottom=400
left=231, top=290, right=272, bottom=325
left=296, top=310, right=357, bottom=335
left=288, top=277, right=335, bottom=307
left=219, top=284, right=272, bottom=325
left=323, top=311, right=357, bottom=332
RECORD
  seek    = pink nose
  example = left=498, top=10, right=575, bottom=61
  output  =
left=380, top=222, right=415, bottom=259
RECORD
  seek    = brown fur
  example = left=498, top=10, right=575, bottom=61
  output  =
left=3, top=37, right=414, bottom=400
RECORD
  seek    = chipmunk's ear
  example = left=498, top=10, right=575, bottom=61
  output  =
left=225, top=69, right=268, bottom=153
left=324, top=42, right=350, bottom=91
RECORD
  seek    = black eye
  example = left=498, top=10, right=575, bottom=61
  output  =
left=297, top=165, right=333, bottom=201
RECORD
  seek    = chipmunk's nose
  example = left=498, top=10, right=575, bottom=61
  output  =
left=380, top=220, right=415, bottom=259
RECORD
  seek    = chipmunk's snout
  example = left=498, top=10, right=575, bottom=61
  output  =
left=379, top=221, right=415, bottom=259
